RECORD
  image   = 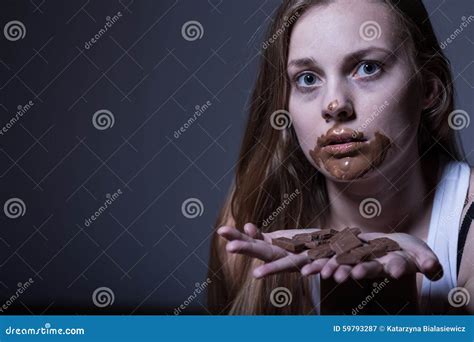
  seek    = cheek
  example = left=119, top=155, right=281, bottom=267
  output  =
left=354, top=72, right=423, bottom=145
left=289, top=99, right=326, bottom=166
left=391, top=78, right=424, bottom=134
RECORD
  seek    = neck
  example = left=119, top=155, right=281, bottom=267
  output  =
left=323, top=142, right=438, bottom=234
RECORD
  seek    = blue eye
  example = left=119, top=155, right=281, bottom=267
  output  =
left=296, top=72, right=322, bottom=87
left=354, top=62, right=381, bottom=78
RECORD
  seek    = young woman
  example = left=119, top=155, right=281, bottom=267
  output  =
left=207, top=0, right=474, bottom=315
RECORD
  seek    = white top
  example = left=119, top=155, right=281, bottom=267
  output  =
left=310, top=160, right=471, bottom=314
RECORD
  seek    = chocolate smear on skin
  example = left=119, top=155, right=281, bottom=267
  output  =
left=310, top=130, right=392, bottom=180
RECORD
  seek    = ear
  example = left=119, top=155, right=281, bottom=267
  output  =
left=422, top=75, right=441, bottom=111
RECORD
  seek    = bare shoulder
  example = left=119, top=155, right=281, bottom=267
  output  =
left=456, top=166, right=473, bottom=235
left=465, top=167, right=474, bottom=207
left=457, top=167, right=474, bottom=296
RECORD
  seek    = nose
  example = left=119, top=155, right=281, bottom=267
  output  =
left=321, top=85, right=355, bottom=122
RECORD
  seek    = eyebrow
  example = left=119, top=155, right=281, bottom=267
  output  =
left=287, top=47, right=394, bottom=70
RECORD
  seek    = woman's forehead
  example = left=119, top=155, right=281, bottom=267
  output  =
left=288, top=1, right=400, bottom=63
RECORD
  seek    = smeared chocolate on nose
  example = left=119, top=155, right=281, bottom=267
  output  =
left=310, top=128, right=391, bottom=180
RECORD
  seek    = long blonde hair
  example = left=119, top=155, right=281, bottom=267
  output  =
left=207, top=0, right=463, bottom=315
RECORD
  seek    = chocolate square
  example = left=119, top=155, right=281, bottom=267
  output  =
left=368, top=237, right=400, bottom=252
left=329, top=228, right=363, bottom=254
left=311, top=228, right=337, bottom=241
left=307, top=244, right=335, bottom=260
left=349, top=227, right=362, bottom=236
left=272, top=237, right=306, bottom=253
left=336, top=251, right=363, bottom=265
left=293, top=233, right=313, bottom=242
left=305, top=239, right=329, bottom=249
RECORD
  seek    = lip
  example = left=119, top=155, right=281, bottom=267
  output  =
left=317, top=127, right=368, bottom=157
left=322, top=141, right=365, bottom=156
left=319, top=129, right=366, bottom=148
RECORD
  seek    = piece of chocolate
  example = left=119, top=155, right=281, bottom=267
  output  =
left=272, top=237, right=306, bottom=253
left=368, top=237, right=400, bottom=252
left=328, top=230, right=342, bottom=244
left=336, top=251, right=363, bottom=265
left=369, top=245, right=388, bottom=259
left=349, top=227, right=362, bottom=236
left=336, top=245, right=386, bottom=265
left=293, top=233, right=313, bottom=242
left=307, top=244, right=335, bottom=260
left=311, top=228, right=337, bottom=241
left=329, top=228, right=362, bottom=254
left=353, top=245, right=386, bottom=260
left=305, top=239, right=329, bottom=249
left=305, top=241, right=318, bottom=249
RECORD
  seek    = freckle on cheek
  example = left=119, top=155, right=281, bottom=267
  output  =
left=309, top=132, right=392, bottom=180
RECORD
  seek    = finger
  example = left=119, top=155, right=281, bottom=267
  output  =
left=333, top=265, right=352, bottom=283
left=380, top=254, right=415, bottom=279
left=359, top=233, right=443, bottom=281
left=351, top=260, right=384, bottom=280
left=400, top=241, right=443, bottom=281
left=253, top=253, right=310, bottom=278
left=226, top=240, right=287, bottom=262
left=321, top=256, right=339, bottom=279
left=301, top=258, right=330, bottom=276
left=357, top=232, right=385, bottom=242
left=217, top=226, right=254, bottom=242
left=420, top=258, right=443, bottom=281
left=244, top=223, right=263, bottom=240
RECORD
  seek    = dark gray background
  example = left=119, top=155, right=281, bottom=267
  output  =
left=0, top=0, right=472, bottom=314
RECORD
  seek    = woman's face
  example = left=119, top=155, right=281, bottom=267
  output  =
left=287, top=0, right=425, bottom=181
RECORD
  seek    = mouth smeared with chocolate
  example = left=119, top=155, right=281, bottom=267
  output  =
left=309, top=127, right=391, bottom=180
